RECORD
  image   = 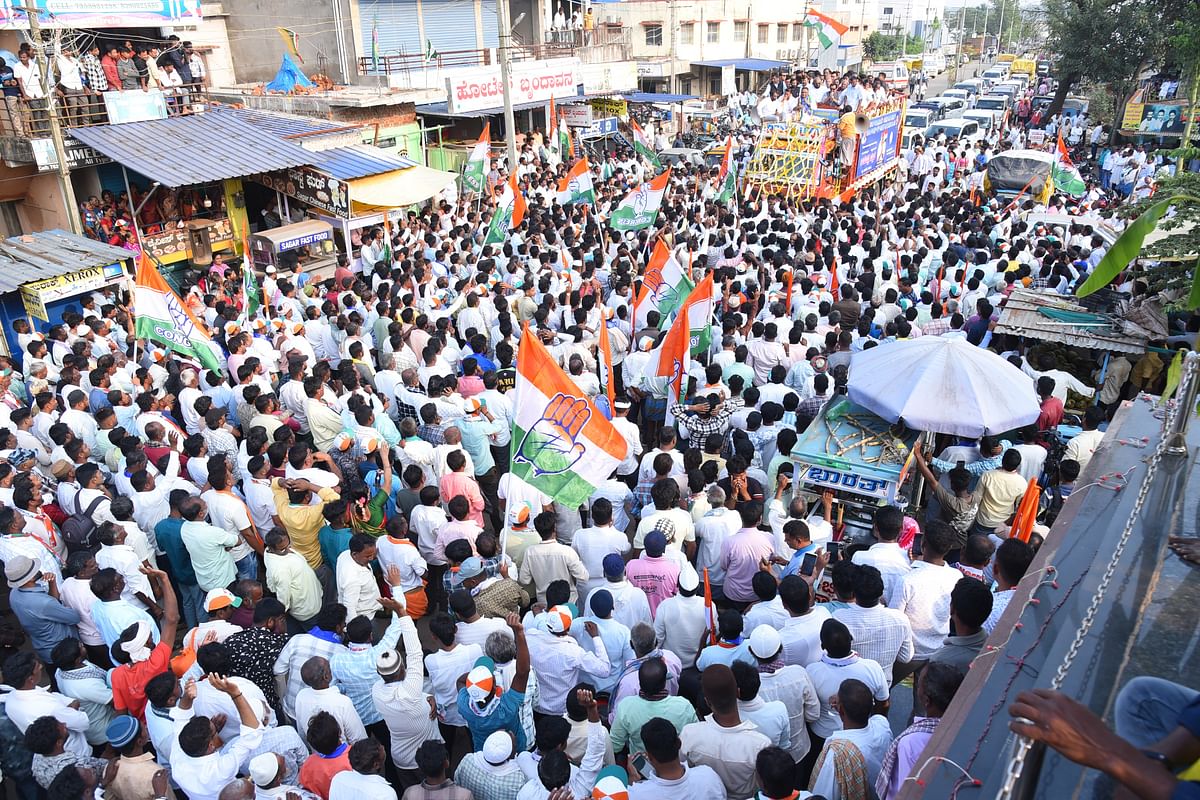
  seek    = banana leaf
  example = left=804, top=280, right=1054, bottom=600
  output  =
left=1076, top=197, right=1177, bottom=298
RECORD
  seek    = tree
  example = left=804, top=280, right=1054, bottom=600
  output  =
left=864, top=31, right=901, bottom=62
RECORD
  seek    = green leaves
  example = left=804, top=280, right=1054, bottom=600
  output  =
left=1076, top=197, right=1178, bottom=297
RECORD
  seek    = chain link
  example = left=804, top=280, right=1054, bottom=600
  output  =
left=994, top=360, right=1198, bottom=800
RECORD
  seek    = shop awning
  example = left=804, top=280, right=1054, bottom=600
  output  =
left=0, top=230, right=132, bottom=293
left=69, top=112, right=314, bottom=187
left=349, top=164, right=461, bottom=212
left=692, top=58, right=788, bottom=71
left=416, top=95, right=590, bottom=119
left=621, top=92, right=698, bottom=103
left=309, top=146, right=418, bottom=181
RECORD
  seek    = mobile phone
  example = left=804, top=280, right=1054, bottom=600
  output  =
left=827, top=541, right=841, bottom=563
left=912, top=533, right=924, bottom=557
left=801, top=551, right=818, bottom=576
left=631, top=754, right=651, bottom=778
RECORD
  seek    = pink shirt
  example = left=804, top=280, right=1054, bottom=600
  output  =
left=433, top=517, right=482, bottom=563
left=625, top=556, right=680, bottom=615
left=719, top=528, right=776, bottom=603
left=439, top=472, right=486, bottom=526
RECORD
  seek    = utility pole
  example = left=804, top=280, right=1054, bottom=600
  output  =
left=996, top=0, right=1005, bottom=52
left=981, top=4, right=988, bottom=53
left=23, top=6, right=81, bottom=235
left=496, top=0, right=518, bottom=172
left=950, top=4, right=965, bottom=82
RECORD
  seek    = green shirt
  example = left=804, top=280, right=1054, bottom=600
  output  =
left=350, top=490, right=388, bottom=538
left=318, top=525, right=353, bottom=566
left=610, top=694, right=698, bottom=755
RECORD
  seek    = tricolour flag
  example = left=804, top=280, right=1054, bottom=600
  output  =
left=241, top=242, right=261, bottom=319
left=634, top=238, right=693, bottom=331
left=425, top=38, right=440, bottom=62
left=644, top=304, right=691, bottom=425
left=716, top=135, right=737, bottom=205
left=134, top=254, right=223, bottom=374
left=484, top=173, right=526, bottom=245
left=370, top=19, right=379, bottom=71
left=611, top=168, right=670, bottom=233
left=680, top=272, right=716, bottom=356
left=804, top=9, right=848, bottom=48
left=511, top=326, right=628, bottom=506
left=557, top=158, right=596, bottom=206
left=1052, top=130, right=1086, bottom=197
left=629, top=118, right=662, bottom=169
left=462, top=123, right=490, bottom=195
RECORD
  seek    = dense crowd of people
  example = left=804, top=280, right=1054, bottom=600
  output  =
left=0, top=55, right=1180, bottom=800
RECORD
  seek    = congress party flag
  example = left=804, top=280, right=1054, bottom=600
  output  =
left=611, top=168, right=671, bottom=233
left=462, top=122, right=491, bottom=195
left=643, top=305, right=691, bottom=424
left=634, top=237, right=693, bottom=331
left=629, top=118, right=662, bottom=169
left=511, top=325, right=628, bottom=506
left=484, top=173, right=526, bottom=245
left=241, top=241, right=261, bottom=319
left=134, top=254, right=223, bottom=374
left=716, top=136, right=737, bottom=205
left=1052, top=130, right=1086, bottom=197
left=680, top=272, right=716, bottom=356
left=804, top=9, right=848, bottom=48
left=557, top=158, right=596, bottom=206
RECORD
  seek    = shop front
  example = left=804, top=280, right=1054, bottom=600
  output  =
left=0, top=231, right=134, bottom=362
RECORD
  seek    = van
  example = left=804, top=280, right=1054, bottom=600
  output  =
left=942, top=89, right=974, bottom=108
left=990, top=83, right=1021, bottom=99
left=975, top=94, right=1011, bottom=113
left=954, top=79, right=985, bottom=98
left=923, top=117, right=985, bottom=145
left=924, top=53, right=946, bottom=73
left=982, top=67, right=1008, bottom=82
left=904, top=108, right=937, bottom=130
left=868, top=61, right=910, bottom=90
left=913, top=96, right=965, bottom=118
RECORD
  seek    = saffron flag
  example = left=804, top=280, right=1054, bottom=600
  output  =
left=484, top=173, right=526, bottom=245
left=557, top=158, right=596, bottom=206
left=716, top=135, right=737, bottom=204
left=549, top=97, right=559, bottom=151
left=462, top=123, right=491, bottom=194
left=134, top=254, right=223, bottom=374
left=611, top=168, right=671, bottom=233
left=1052, top=130, right=1086, bottom=197
left=681, top=273, right=716, bottom=356
left=511, top=326, right=628, bottom=506
left=634, top=238, right=693, bottom=330
left=629, top=118, right=662, bottom=169
left=598, top=319, right=616, bottom=412
left=804, top=9, right=848, bottom=48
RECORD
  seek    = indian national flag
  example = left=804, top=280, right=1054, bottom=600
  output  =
left=511, top=326, right=628, bottom=505
left=716, top=136, right=737, bottom=204
left=644, top=304, right=691, bottom=424
left=1052, top=130, right=1086, bottom=197
left=559, top=117, right=573, bottom=161
left=134, top=254, right=223, bottom=374
left=681, top=272, right=716, bottom=356
left=462, top=122, right=490, bottom=195
left=804, top=9, right=848, bottom=48
left=634, top=237, right=693, bottom=330
left=241, top=242, right=261, bottom=319
left=484, top=173, right=526, bottom=245
left=611, top=168, right=671, bottom=233
left=629, top=118, right=662, bottom=169
left=557, top=158, right=596, bottom=206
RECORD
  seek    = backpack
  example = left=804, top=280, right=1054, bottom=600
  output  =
left=62, top=493, right=106, bottom=553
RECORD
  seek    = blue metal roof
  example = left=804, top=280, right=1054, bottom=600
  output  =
left=68, top=112, right=315, bottom=187
left=416, top=94, right=590, bottom=119
left=310, top=145, right=417, bottom=180
left=692, top=58, right=788, bottom=72
left=621, top=92, right=698, bottom=103
left=221, top=107, right=361, bottom=140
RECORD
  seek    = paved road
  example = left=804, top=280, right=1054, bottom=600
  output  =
left=923, top=56, right=984, bottom=98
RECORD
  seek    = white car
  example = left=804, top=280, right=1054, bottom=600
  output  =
left=962, top=109, right=1001, bottom=135
left=975, top=94, right=1011, bottom=113
left=923, top=117, right=986, bottom=145
left=942, top=89, right=975, bottom=108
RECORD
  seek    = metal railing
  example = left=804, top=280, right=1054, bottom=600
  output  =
left=0, top=84, right=211, bottom=137
left=359, top=48, right=493, bottom=75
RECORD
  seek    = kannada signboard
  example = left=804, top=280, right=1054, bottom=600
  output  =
left=798, top=464, right=892, bottom=500
left=447, top=58, right=581, bottom=114
left=854, top=109, right=902, bottom=180
left=562, top=104, right=593, bottom=127
left=253, top=167, right=351, bottom=218
left=142, top=217, right=234, bottom=263
left=30, top=136, right=111, bottom=172
left=19, top=261, right=128, bottom=321
left=0, top=0, right=200, bottom=28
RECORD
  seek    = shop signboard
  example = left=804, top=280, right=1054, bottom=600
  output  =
left=0, top=0, right=201, bottom=27
left=104, top=90, right=170, bottom=125
left=19, top=261, right=127, bottom=321
left=142, top=217, right=233, bottom=261
left=254, top=167, right=351, bottom=218
left=277, top=228, right=332, bottom=252
left=562, top=104, right=593, bottom=127
left=447, top=58, right=581, bottom=114
left=590, top=97, right=628, bottom=119
left=30, top=136, right=111, bottom=172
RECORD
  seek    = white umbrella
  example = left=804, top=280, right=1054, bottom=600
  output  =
left=847, top=337, right=1040, bottom=437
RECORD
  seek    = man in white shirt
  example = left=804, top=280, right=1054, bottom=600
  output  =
left=679, top=664, right=772, bottom=800
left=170, top=674, right=266, bottom=800
left=851, top=506, right=911, bottom=607
left=810, top=680, right=894, bottom=798
left=328, top=738, right=397, bottom=799
left=571, top=499, right=630, bottom=599
left=524, top=605, right=610, bottom=714
left=628, top=717, right=727, bottom=800
left=777, top=575, right=831, bottom=667
left=892, top=521, right=963, bottom=665
left=292, top=656, right=367, bottom=744
left=1, top=652, right=92, bottom=756
left=833, top=566, right=914, bottom=685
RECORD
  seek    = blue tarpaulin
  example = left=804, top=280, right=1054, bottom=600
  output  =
left=265, top=53, right=312, bottom=92
left=692, top=58, right=788, bottom=71
left=622, top=92, right=697, bottom=104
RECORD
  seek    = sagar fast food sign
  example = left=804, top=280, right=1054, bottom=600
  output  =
left=446, top=58, right=582, bottom=114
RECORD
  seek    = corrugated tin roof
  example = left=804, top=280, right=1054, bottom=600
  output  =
left=0, top=230, right=133, bottom=293
left=995, top=288, right=1148, bottom=354
left=311, top=145, right=417, bottom=180
left=220, top=107, right=362, bottom=140
left=68, top=112, right=315, bottom=187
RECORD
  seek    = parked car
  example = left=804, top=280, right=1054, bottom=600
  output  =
left=975, top=94, right=1011, bottom=113
left=923, top=117, right=986, bottom=145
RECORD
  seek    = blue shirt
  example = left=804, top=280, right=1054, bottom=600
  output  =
left=782, top=543, right=820, bottom=578
left=91, top=598, right=159, bottom=648
left=458, top=685, right=527, bottom=752
left=88, top=387, right=112, bottom=414
left=9, top=587, right=80, bottom=662
left=457, top=414, right=503, bottom=476
left=318, top=525, right=353, bottom=567
left=696, top=639, right=756, bottom=671
left=154, top=517, right=197, bottom=585
left=329, top=615, right=402, bottom=725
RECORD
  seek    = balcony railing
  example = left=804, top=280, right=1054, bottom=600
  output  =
left=359, top=28, right=630, bottom=75
left=0, top=84, right=212, bottom=137
left=359, top=48, right=494, bottom=76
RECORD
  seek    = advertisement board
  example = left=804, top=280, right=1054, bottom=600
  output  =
left=562, top=104, right=593, bottom=127
left=447, top=58, right=581, bottom=114
left=104, top=90, right=170, bottom=125
left=142, top=217, right=233, bottom=262
left=0, top=0, right=200, bottom=27
left=20, top=262, right=127, bottom=321
left=854, top=109, right=902, bottom=180
left=253, top=167, right=351, bottom=218
left=590, top=98, right=628, bottom=119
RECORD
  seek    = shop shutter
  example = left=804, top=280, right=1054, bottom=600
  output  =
left=362, top=0, right=498, bottom=65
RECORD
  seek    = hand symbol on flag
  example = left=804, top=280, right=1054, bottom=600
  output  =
left=515, top=392, right=591, bottom=476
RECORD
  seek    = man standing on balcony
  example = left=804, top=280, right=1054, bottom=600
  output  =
left=80, top=44, right=107, bottom=124
left=55, top=46, right=87, bottom=127
left=13, top=48, right=46, bottom=136
left=0, top=57, right=24, bottom=137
